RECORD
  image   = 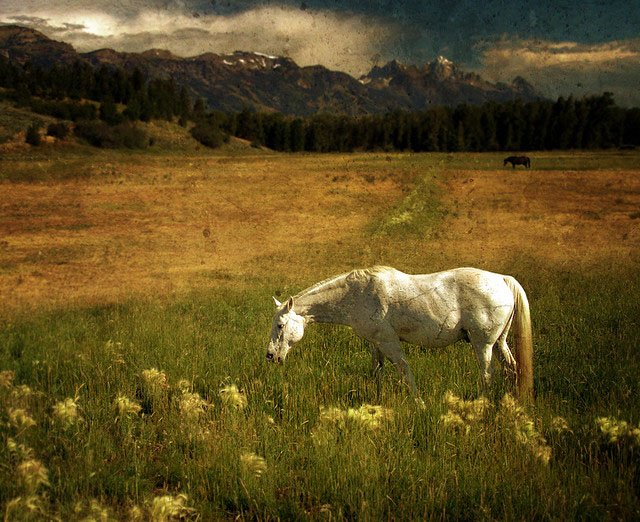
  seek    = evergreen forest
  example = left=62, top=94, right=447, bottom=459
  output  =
left=1, top=56, right=639, bottom=152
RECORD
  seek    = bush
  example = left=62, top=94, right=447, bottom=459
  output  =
left=27, top=98, right=97, bottom=121
left=46, top=122, right=70, bottom=140
left=25, top=122, right=42, bottom=146
left=190, top=122, right=229, bottom=149
left=99, top=96, right=122, bottom=125
left=74, top=120, right=150, bottom=149
left=118, top=122, right=151, bottom=149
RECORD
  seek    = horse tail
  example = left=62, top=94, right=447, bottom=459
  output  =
left=503, top=276, right=534, bottom=399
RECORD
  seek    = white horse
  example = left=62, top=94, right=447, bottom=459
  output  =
left=267, top=266, right=533, bottom=399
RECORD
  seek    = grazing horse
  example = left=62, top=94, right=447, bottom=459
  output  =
left=267, top=266, right=534, bottom=399
left=504, top=155, right=531, bottom=168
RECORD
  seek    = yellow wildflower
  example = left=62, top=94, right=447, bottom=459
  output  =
left=11, top=385, right=34, bottom=400
left=8, top=408, right=36, bottom=429
left=176, top=379, right=192, bottom=392
left=129, top=505, right=144, bottom=521
left=315, top=404, right=393, bottom=435
left=114, top=394, right=142, bottom=416
left=498, top=394, right=551, bottom=465
left=596, top=416, right=640, bottom=446
left=219, top=384, right=248, bottom=410
left=534, top=445, right=552, bottom=465
left=444, top=390, right=462, bottom=409
left=52, top=397, right=81, bottom=427
left=84, top=499, right=110, bottom=521
left=17, top=459, right=49, bottom=492
left=550, top=416, right=571, bottom=433
left=178, top=391, right=209, bottom=422
left=440, top=411, right=468, bottom=433
left=4, top=496, right=43, bottom=518
left=597, top=417, right=621, bottom=443
left=240, top=452, right=267, bottom=478
left=141, top=368, right=168, bottom=392
left=312, top=404, right=393, bottom=445
left=7, top=437, right=34, bottom=459
left=346, top=404, right=394, bottom=429
left=0, top=370, right=14, bottom=388
left=149, top=493, right=193, bottom=522
left=319, top=406, right=344, bottom=424
left=441, top=391, right=491, bottom=434
left=499, top=393, right=523, bottom=415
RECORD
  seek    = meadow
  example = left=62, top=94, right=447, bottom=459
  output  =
left=1, top=144, right=640, bottom=520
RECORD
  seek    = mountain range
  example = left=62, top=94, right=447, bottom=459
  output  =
left=0, top=25, right=543, bottom=116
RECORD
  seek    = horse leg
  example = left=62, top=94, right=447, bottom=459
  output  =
left=369, top=346, right=385, bottom=402
left=358, top=320, right=421, bottom=403
left=495, top=331, right=517, bottom=375
left=373, top=339, right=424, bottom=408
left=370, top=346, right=385, bottom=375
left=472, top=342, right=495, bottom=393
left=377, top=340, right=417, bottom=395
left=491, top=311, right=518, bottom=389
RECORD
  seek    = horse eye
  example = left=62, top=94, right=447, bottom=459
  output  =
left=277, top=324, right=284, bottom=329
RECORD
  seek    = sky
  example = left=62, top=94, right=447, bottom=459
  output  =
left=1, top=0, right=640, bottom=106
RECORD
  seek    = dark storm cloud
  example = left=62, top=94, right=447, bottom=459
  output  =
left=477, top=36, right=640, bottom=106
left=1, top=0, right=639, bottom=104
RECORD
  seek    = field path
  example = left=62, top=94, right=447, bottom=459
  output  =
left=1, top=152, right=639, bottom=315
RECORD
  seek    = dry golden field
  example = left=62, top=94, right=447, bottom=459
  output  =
left=2, top=147, right=640, bottom=520
left=440, top=166, right=640, bottom=267
left=1, top=149, right=639, bottom=315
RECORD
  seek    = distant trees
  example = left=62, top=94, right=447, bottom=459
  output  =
left=0, top=54, right=212, bottom=148
left=0, top=55, right=202, bottom=128
left=1, top=53, right=639, bottom=151
left=222, top=93, right=639, bottom=153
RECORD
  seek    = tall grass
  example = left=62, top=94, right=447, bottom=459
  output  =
left=1, top=148, right=639, bottom=518
left=1, top=266, right=639, bottom=519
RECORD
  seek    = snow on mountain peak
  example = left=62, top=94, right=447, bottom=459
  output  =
left=429, top=55, right=457, bottom=79
left=219, top=51, right=286, bottom=70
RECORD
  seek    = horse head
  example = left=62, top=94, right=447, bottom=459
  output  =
left=267, top=297, right=306, bottom=363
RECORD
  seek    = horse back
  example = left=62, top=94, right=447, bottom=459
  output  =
left=365, top=267, right=511, bottom=311
left=363, top=268, right=513, bottom=346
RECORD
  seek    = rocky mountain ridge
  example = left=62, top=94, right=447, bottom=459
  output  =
left=0, top=24, right=544, bottom=115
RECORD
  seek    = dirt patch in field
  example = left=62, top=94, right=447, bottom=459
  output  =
left=1, top=154, right=639, bottom=315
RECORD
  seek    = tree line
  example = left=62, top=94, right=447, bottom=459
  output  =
left=1, top=55, right=638, bottom=151
left=0, top=57, right=195, bottom=123
left=224, top=94, right=640, bottom=152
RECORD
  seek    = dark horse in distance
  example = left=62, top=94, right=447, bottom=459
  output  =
left=504, top=156, right=531, bottom=168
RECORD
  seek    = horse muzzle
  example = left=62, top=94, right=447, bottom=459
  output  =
left=266, top=345, right=284, bottom=364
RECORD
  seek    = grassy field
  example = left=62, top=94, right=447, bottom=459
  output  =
left=1, top=144, right=640, bottom=520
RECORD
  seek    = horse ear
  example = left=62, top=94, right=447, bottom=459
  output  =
left=285, top=297, right=294, bottom=312
left=273, top=297, right=282, bottom=308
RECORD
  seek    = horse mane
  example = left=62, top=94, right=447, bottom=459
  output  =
left=294, top=266, right=394, bottom=299
left=346, top=266, right=394, bottom=281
